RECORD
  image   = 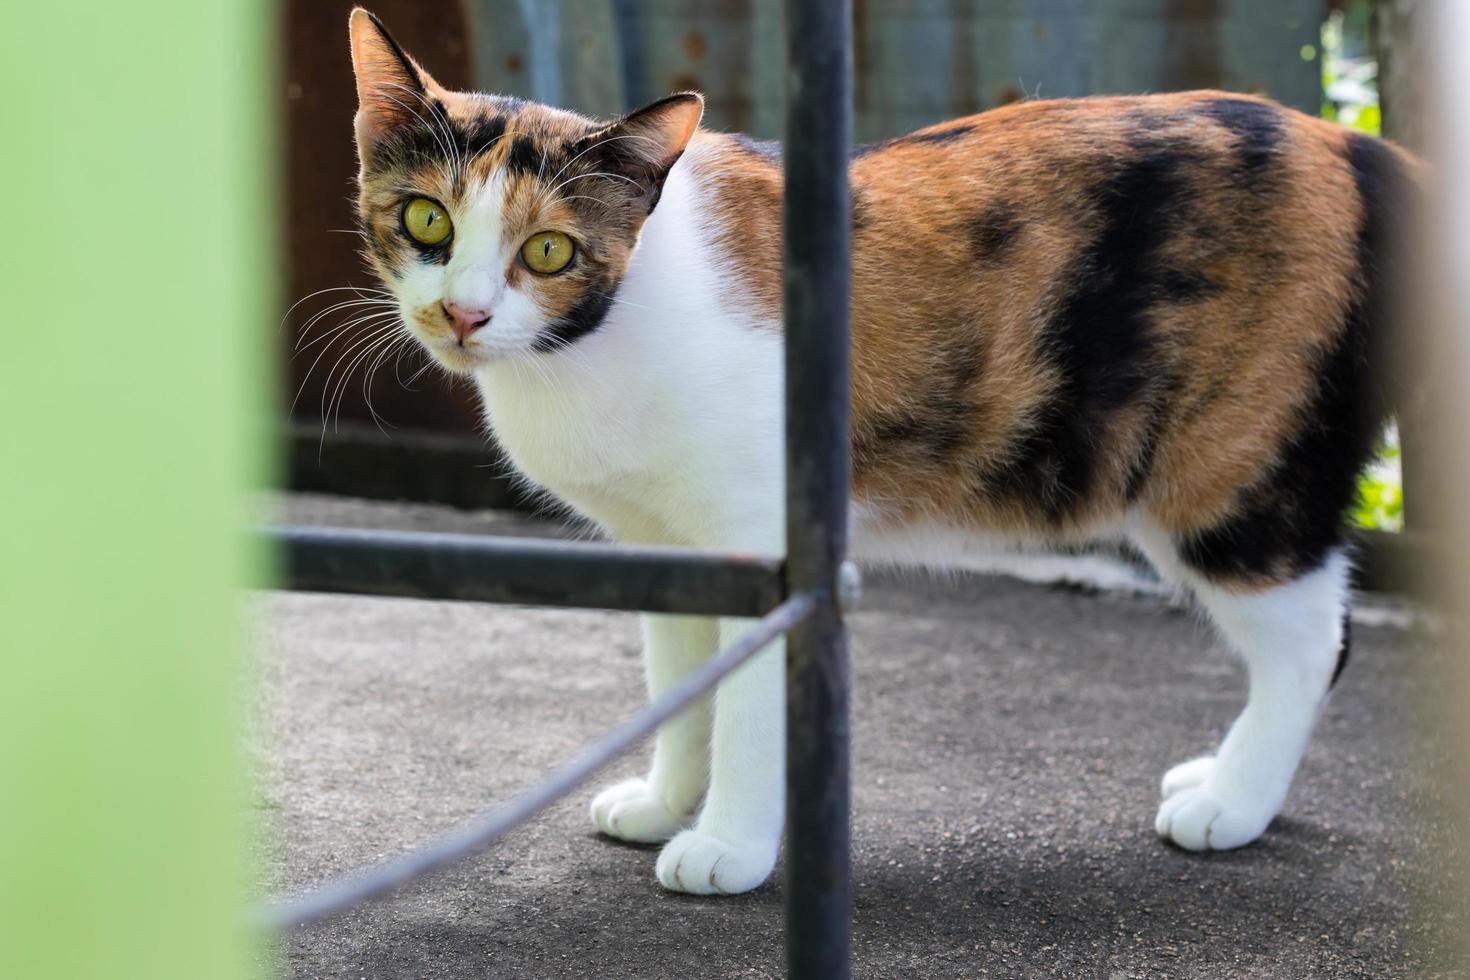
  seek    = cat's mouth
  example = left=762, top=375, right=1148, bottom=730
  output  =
left=408, top=308, right=546, bottom=370
left=419, top=329, right=548, bottom=373
left=406, top=316, right=496, bottom=373
left=422, top=339, right=496, bottom=374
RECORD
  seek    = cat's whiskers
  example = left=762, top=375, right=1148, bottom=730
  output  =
left=547, top=169, right=642, bottom=199
left=331, top=324, right=406, bottom=436
left=465, top=131, right=510, bottom=170
left=360, top=331, right=416, bottom=432
left=547, top=132, right=659, bottom=186
left=548, top=194, right=616, bottom=210
left=280, top=285, right=393, bottom=332
left=403, top=354, right=443, bottom=388
left=292, top=313, right=398, bottom=378
left=391, top=338, right=429, bottom=390
left=294, top=298, right=398, bottom=351
left=290, top=311, right=401, bottom=417
left=343, top=324, right=406, bottom=426
left=508, top=345, right=555, bottom=396
left=379, top=89, right=453, bottom=166
left=510, top=340, right=591, bottom=421
left=527, top=333, right=602, bottom=392
left=604, top=295, right=667, bottom=315
left=384, top=82, right=465, bottom=181
left=374, top=334, right=417, bottom=402
left=316, top=319, right=402, bottom=424
left=530, top=136, right=662, bottom=216
left=292, top=309, right=397, bottom=376
left=319, top=320, right=405, bottom=440
left=379, top=87, right=463, bottom=186
left=292, top=318, right=377, bottom=361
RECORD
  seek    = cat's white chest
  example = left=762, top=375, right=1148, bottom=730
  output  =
left=473, top=314, right=784, bottom=550
left=469, top=156, right=787, bottom=549
left=475, top=363, right=653, bottom=493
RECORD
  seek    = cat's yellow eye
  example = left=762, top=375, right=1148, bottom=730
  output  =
left=402, top=197, right=452, bottom=246
left=521, top=230, right=575, bottom=275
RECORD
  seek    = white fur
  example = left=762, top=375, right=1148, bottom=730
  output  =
left=437, top=154, right=789, bottom=894
left=384, top=148, right=1351, bottom=893
left=1127, top=518, right=1348, bottom=850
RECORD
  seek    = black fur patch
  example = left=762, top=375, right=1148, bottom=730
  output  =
left=569, top=129, right=677, bottom=215
left=904, top=124, right=976, bottom=147
left=852, top=124, right=976, bottom=158
left=533, top=278, right=620, bottom=352
left=460, top=114, right=509, bottom=159
left=854, top=340, right=984, bottom=466
left=969, top=204, right=1022, bottom=261
left=1177, top=134, right=1401, bottom=582
left=1196, top=98, right=1286, bottom=181
left=1157, top=267, right=1222, bottom=303
left=975, top=140, right=1191, bottom=518
left=372, top=123, right=459, bottom=174
left=505, top=135, right=543, bottom=177
left=865, top=410, right=974, bottom=461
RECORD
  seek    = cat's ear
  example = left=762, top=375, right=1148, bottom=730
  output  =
left=578, top=93, right=705, bottom=210
left=348, top=8, right=443, bottom=159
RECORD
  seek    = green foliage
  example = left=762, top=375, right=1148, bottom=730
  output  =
left=1355, top=472, right=1405, bottom=531
left=1354, top=445, right=1405, bottom=532
left=1323, top=4, right=1399, bottom=531
left=1322, top=99, right=1382, bottom=135
left=1321, top=5, right=1381, bottom=136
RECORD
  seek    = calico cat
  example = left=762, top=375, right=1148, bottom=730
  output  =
left=342, top=9, right=1418, bottom=895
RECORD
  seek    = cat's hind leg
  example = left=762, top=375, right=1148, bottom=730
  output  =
left=1130, top=524, right=1350, bottom=850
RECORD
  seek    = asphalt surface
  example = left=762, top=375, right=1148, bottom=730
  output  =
left=255, top=495, right=1461, bottom=978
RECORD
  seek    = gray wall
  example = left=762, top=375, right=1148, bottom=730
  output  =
left=465, top=0, right=1326, bottom=142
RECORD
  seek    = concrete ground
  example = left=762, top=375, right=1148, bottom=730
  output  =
left=255, top=495, right=1461, bottom=978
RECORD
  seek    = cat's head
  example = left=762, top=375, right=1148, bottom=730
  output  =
left=347, top=8, right=703, bottom=371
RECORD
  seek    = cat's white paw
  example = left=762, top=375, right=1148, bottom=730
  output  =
left=1154, top=784, right=1274, bottom=851
left=655, top=829, right=776, bottom=895
left=590, top=778, right=690, bottom=844
left=1160, top=755, right=1216, bottom=798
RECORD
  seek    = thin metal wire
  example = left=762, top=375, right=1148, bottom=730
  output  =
left=259, top=591, right=817, bottom=932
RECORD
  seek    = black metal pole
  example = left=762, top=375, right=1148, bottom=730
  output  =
left=782, top=0, right=853, bottom=976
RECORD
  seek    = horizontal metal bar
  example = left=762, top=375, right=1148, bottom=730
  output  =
left=266, top=525, right=786, bottom=616
left=259, top=591, right=818, bottom=932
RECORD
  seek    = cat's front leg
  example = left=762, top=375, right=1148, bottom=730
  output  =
left=656, top=616, right=785, bottom=895
left=592, top=614, right=718, bottom=843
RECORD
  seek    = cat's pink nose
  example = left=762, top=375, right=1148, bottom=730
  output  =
left=442, top=301, right=491, bottom=341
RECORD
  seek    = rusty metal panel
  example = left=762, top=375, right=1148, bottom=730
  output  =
left=465, top=0, right=1324, bottom=142
left=279, top=0, right=1325, bottom=438
left=284, top=0, right=482, bottom=432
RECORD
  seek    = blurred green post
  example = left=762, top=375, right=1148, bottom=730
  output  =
left=0, top=3, right=274, bottom=979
